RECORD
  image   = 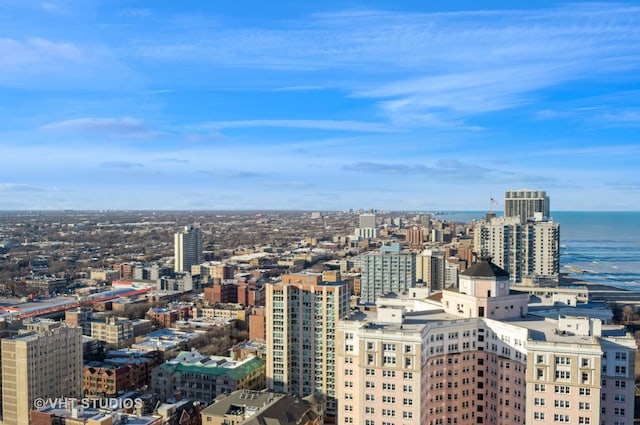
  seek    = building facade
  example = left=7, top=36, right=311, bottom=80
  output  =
left=474, top=216, right=560, bottom=284
left=360, top=243, right=416, bottom=304
left=265, top=274, right=349, bottom=420
left=151, top=351, right=265, bottom=403
left=1, top=321, right=82, bottom=425
left=174, top=226, right=203, bottom=273
left=336, top=258, right=636, bottom=425
left=504, top=189, right=550, bottom=224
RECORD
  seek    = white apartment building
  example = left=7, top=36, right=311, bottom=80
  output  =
left=474, top=215, right=560, bottom=283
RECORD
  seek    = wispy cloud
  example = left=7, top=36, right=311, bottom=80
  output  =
left=200, top=119, right=395, bottom=133
left=41, top=117, right=160, bottom=139
left=0, top=36, right=134, bottom=88
left=154, top=158, right=190, bottom=164
left=0, top=182, right=46, bottom=192
left=100, top=161, right=144, bottom=169
left=343, top=159, right=555, bottom=185
left=134, top=5, right=640, bottom=126
left=198, top=169, right=271, bottom=179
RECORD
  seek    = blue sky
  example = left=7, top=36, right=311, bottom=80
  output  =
left=1, top=1, right=639, bottom=211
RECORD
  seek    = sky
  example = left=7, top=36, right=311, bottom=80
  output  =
left=1, top=1, right=639, bottom=212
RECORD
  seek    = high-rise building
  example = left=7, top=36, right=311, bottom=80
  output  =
left=359, top=213, right=376, bottom=229
left=354, top=213, right=379, bottom=239
left=474, top=215, right=560, bottom=283
left=416, top=249, right=445, bottom=290
left=174, top=226, right=202, bottom=273
left=360, top=243, right=416, bottom=304
left=265, top=274, right=349, bottom=420
left=1, top=320, right=82, bottom=425
left=505, top=189, right=550, bottom=224
left=336, top=257, right=637, bottom=425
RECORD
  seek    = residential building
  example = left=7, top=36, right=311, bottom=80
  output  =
left=174, top=226, right=203, bottom=273
left=335, top=257, right=636, bottom=425
left=474, top=215, right=560, bottom=284
left=265, top=274, right=349, bottom=421
left=1, top=320, right=82, bottom=425
left=91, top=317, right=134, bottom=349
left=354, top=213, right=379, bottom=239
left=504, top=189, right=550, bottom=224
left=151, top=351, right=266, bottom=403
left=360, top=243, right=416, bottom=305
left=200, top=390, right=323, bottom=425
left=416, top=249, right=445, bottom=290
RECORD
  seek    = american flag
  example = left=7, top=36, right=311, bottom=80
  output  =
left=490, top=198, right=497, bottom=205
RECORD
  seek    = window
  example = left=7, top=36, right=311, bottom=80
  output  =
left=366, top=394, right=375, bottom=401
left=554, top=400, right=570, bottom=408
left=535, top=384, right=546, bottom=392
left=382, top=409, right=395, bottom=417
left=579, top=402, right=590, bottom=410
left=615, top=366, right=627, bottom=374
left=615, top=380, right=626, bottom=388
left=383, top=370, right=396, bottom=378
left=403, top=398, right=413, bottom=406
left=614, top=394, right=626, bottom=402
left=615, top=352, right=627, bottom=361
left=554, top=386, right=570, bottom=394
left=383, top=356, right=396, bottom=365
left=403, top=385, right=413, bottom=393
left=553, top=414, right=569, bottom=422
left=614, top=408, right=625, bottom=416
left=403, top=372, right=413, bottom=379
left=366, top=407, right=375, bottom=414
left=534, top=412, right=545, bottom=420
left=555, top=370, right=570, bottom=380
left=579, top=388, right=591, bottom=396
left=382, top=396, right=395, bottom=404
left=555, top=356, right=571, bottom=365
left=403, top=412, right=413, bottom=419
left=578, top=418, right=590, bottom=424
left=534, top=398, right=545, bottom=406
left=366, top=368, right=375, bottom=376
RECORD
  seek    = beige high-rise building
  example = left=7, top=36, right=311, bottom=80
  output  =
left=1, top=320, right=82, bottom=425
left=416, top=249, right=445, bottom=290
left=336, top=257, right=636, bottom=425
left=265, top=273, right=349, bottom=421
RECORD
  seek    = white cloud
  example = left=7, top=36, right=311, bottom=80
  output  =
left=41, top=117, right=160, bottom=138
left=200, top=119, right=396, bottom=133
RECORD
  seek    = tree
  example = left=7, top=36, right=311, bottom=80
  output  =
left=622, top=304, right=635, bottom=324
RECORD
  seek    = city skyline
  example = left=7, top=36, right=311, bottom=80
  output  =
left=1, top=2, right=640, bottom=211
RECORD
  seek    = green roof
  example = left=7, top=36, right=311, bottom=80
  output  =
left=161, top=356, right=265, bottom=380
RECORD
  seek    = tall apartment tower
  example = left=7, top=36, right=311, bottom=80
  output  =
left=504, top=189, right=550, bottom=224
left=474, top=215, right=560, bottom=283
left=416, top=249, right=445, bottom=290
left=1, top=320, right=82, bottom=425
left=174, top=226, right=202, bottom=273
left=355, top=213, right=379, bottom=239
left=360, top=243, right=416, bottom=304
left=265, top=274, right=349, bottom=421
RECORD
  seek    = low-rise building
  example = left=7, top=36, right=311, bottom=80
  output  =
left=200, top=390, right=323, bottom=425
left=151, top=351, right=266, bottom=404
